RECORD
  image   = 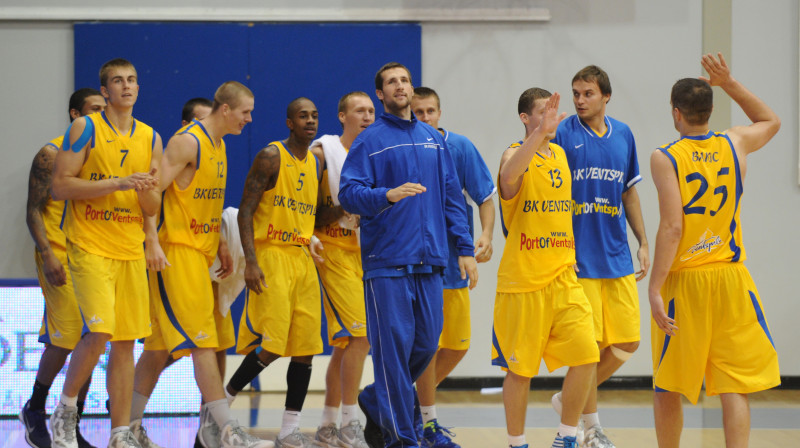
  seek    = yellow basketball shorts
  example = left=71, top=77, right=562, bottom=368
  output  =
left=316, top=245, right=366, bottom=348
left=237, top=245, right=322, bottom=357
left=440, top=287, right=470, bottom=350
left=36, top=247, right=82, bottom=350
left=144, top=244, right=219, bottom=358
left=578, top=274, right=640, bottom=348
left=212, top=281, right=236, bottom=352
left=66, top=241, right=150, bottom=341
left=492, top=268, right=599, bottom=378
left=651, top=262, right=780, bottom=404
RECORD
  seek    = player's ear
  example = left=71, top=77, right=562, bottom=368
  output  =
left=338, top=111, right=346, bottom=126
left=519, top=113, right=529, bottom=126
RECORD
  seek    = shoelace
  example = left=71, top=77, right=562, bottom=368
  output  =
left=429, top=421, right=457, bottom=443
left=61, top=409, right=79, bottom=442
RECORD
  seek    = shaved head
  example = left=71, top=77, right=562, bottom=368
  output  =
left=287, top=97, right=314, bottom=118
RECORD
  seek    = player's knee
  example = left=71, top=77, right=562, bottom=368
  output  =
left=611, top=341, right=639, bottom=361
left=348, top=336, right=370, bottom=354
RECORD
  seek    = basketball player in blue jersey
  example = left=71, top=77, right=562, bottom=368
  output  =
left=339, top=62, right=478, bottom=448
left=411, top=86, right=495, bottom=448
left=21, top=88, right=105, bottom=448
left=650, top=53, right=780, bottom=448
left=552, top=65, right=649, bottom=447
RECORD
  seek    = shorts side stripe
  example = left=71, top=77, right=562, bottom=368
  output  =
left=243, top=289, right=263, bottom=349
left=157, top=271, right=197, bottom=352
left=749, top=291, right=775, bottom=348
left=491, top=326, right=508, bottom=369
left=317, top=269, right=351, bottom=340
left=657, top=298, right=676, bottom=367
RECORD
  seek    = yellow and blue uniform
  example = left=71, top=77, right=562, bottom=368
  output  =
left=314, top=164, right=365, bottom=349
left=652, top=132, right=780, bottom=403
left=237, top=141, right=322, bottom=357
left=144, top=119, right=229, bottom=357
left=555, top=115, right=642, bottom=347
left=62, top=111, right=155, bottom=340
left=36, top=136, right=83, bottom=349
left=492, top=141, right=598, bottom=378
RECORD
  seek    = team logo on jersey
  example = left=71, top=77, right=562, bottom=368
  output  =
left=87, top=315, right=104, bottom=326
left=680, top=228, right=723, bottom=261
left=508, top=353, right=519, bottom=363
left=52, top=330, right=63, bottom=339
left=350, top=321, right=365, bottom=331
left=194, top=331, right=210, bottom=342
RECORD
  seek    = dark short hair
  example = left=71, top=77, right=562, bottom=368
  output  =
left=99, top=58, right=136, bottom=87
left=68, top=88, right=102, bottom=121
left=572, top=65, right=612, bottom=97
left=518, top=87, right=552, bottom=115
left=413, top=87, right=440, bottom=109
left=287, top=97, right=314, bottom=119
left=337, top=91, right=371, bottom=114
left=182, top=98, right=213, bottom=123
left=671, top=78, right=713, bottom=125
left=375, top=62, right=412, bottom=91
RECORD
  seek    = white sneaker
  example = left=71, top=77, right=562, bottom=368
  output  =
left=108, top=430, right=142, bottom=448
left=583, top=425, right=615, bottom=448
left=130, top=420, right=164, bottom=448
left=275, top=428, right=322, bottom=447
left=221, top=421, right=274, bottom=448
left=338, top=421, right=368, bottom=448
left=198, top=405, right=222, bottom=448
left=314, top=424, right=341, bottom=448
left=50, top=403, right=79, bottom=448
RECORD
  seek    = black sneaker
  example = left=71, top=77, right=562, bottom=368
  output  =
left=19, top=399, right=51, bottom=448
left=358, top=395, right=383, bottom=448
left=193, top=432, right=203, bottom=448
left=76, top=414, right=97, bottom=448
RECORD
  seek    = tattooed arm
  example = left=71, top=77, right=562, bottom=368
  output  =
left=238, top=145, right=280, bottom=294
left=26, top=145, right=67, bottom=286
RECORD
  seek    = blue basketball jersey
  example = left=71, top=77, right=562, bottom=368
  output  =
left=554, top=115, right=641, bottom=278
left=440, top=129, right=496, bottom=289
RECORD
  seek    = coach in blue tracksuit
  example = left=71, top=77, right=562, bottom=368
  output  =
left=339, top=62, right=478, bottom=448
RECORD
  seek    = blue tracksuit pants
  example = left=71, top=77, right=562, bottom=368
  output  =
left=359, top=273, right=444, bottom=448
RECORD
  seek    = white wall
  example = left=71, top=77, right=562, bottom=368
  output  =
left=1, top=0, right=798, bottom=380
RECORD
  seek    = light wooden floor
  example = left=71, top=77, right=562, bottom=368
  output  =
left=3, top=389, right=798, bottom=447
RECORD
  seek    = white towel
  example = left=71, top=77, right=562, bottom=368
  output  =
left=312, top=134, right=359, bottom=230
left=209, top=207, right=246, bottom=317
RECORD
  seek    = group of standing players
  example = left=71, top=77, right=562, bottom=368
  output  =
left=21, top=51, right=780, bottom=448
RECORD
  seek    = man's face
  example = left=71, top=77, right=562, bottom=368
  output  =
left=224, top=97, right=254, bottom=136
left=340, top=95, right=375, bottom=135
left=287, top=100, right=318, bottom=142
left=411, top=96, right=441, bottom=129
left=525, top=97, right=556, bottom=140
left=71, top=95, right=105, bottom=120
left=376, top=67, right=413, bottom=113
left=572, top=79, right=609, bottom=123
left=102, top=66, right=139, bottom=108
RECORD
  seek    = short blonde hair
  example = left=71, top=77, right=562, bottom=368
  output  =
left=212, top=81, right=254, bottom=112
left=99, top=58, right=136, bottom=87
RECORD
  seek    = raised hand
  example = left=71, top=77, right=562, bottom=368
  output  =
left=539, top=92, right=568, bottom=136
left=699, top=52, right=732, bottom=87
left=387, top=182, right=426, bottom=203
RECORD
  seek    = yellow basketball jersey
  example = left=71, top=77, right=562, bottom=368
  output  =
left=159, top=120, right=227, bottom=264
left=62, top=111, right=155, bottom=260
left=314, top=168, right=358, bottom=251
left=497, top=142, right=576, bottom=293
left=658, top=132, right=745, bottom=270
left=253, top=141, right=319, bottom=246
left=43, top=136, right=67, bottom=251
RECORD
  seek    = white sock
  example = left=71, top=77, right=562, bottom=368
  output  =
left=508, top=434, right=526, bottom=447
left=130, top=391, right=149, bottom=423
left=581, top=412, right=600, bottom=429
left=110, top=426, right=130, bottom=436
left=224, top=388, right=236, bottom=407
left=420, top=405, right=437, bottom=425
left=280, top=410, right=301, bottom=439
left=60, top=394, right=78, bottom=408
left=341, top=404, right=359, bottom=427
left=205, top=399, right=233, bottom=428
left=558, top=423, right=577, bottom=438
left=321, top=406, right=338, bottom=426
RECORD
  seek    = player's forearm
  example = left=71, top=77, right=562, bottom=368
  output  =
left=499, top=131, right=548, bottom=186
left=138, top=189, right=161, bottom=217
left=315, top=204, right=345, bottom=228
left=721, top=77, right=780, bottom=128
left=622, top=188, right=648, bottom=248
left=237, top=210, right=258, bottom=263
left=51, top=175, right=122, bottom=201
left=477, top=198, right=496, bottom=241
left=143, top=214, right=159, bottom=244
left=648, top=223, right=680, bottom=295
left=25, top=209, right=53, bottom=254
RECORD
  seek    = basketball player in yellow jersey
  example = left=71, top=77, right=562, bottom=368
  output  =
left=49, top=58, right=162, bottom=448
left=226, top=97, right=324, bottom=447
left=130, top=83, right=269, bottom=448
left=649, top=53, right=780, bottom=448
left=21, top=88, right=105, bottom=448
left=308, top=91, right=374, bottom=448
left=494, top=89, right=598, bottom=448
